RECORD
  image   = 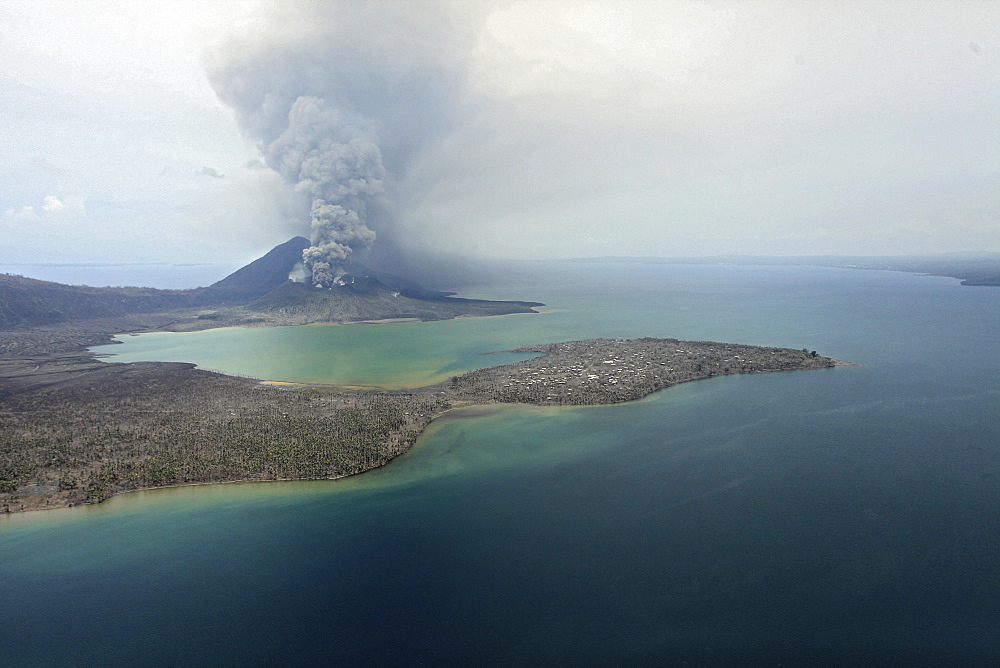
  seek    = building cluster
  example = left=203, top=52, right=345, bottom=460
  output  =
left=448, top=338, right=834, bottom=406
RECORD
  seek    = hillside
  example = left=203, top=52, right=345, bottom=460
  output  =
left=0, top=273, right=192, bottom=329
left=189, top=276, right=540, bottom=328
left=197, top=236, right=311, bottom=303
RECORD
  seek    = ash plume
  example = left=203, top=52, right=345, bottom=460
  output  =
left=267, top=96, right=385, bottom=286
left=205, top=1, right=486, bottom=287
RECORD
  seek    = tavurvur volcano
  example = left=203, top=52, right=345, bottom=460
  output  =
left=0, top=237, right=543, bottom=344
left=183, top=236, right=543, bottom=329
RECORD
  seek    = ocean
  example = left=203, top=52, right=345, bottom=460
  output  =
left=2, top=262, right=998, bottom=664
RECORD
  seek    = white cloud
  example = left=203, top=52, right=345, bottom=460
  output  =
left=0, top=0, right=266, bottom=264
left=4, top=195, right=72, bottom=220
left=41, top=195, right=65, bottom=212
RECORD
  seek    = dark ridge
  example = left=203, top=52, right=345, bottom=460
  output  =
left=0, top=273, right=190, bottom=329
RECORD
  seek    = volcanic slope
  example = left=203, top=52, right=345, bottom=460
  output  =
left=178, top=238, right=541, bottom=329
left=0, top=238, right=542, bottom=338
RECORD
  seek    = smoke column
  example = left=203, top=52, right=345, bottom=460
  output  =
left=268, top=96, right=384, bottom=286
left=205, top=1, right=485, bottom=287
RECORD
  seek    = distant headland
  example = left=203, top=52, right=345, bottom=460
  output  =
left=567, top=252, right=1000, bottom=287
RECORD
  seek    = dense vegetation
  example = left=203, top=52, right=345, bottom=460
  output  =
left=0, top=358, right=448, bottom=512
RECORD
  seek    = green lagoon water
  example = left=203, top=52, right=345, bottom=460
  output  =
left=92, top=318, right=542, bottom=388
left=2, top=262, right=999, bottom=664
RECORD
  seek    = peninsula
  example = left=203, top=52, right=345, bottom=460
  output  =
left=0, top=334, right=844, bottom=514
left=1, top=241, right=850, bottom=513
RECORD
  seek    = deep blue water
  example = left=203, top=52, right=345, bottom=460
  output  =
left=2, top=263, right=999, bottom=665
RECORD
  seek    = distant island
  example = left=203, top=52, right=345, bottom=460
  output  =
left=1, top=241, right=851, bottom=513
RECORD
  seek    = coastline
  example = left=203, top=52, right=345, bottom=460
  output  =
left=0, top=399, right=501, bottom=525
left=1, top=333, right=853, bottom=516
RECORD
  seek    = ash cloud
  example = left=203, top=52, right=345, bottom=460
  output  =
left=205, top=0, right=485, bottom=287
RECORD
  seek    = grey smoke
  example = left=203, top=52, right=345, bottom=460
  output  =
left=288, top=261, right=309, bottom=283
left=205, top=1, right=486, bottom=287
left=265, top=96, right=385, bottom=286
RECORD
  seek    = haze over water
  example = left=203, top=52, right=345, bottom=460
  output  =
left=3, top=262, right=999, bottom=664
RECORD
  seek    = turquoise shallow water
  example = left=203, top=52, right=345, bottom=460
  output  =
left=3, top=263, right=999, bottom=664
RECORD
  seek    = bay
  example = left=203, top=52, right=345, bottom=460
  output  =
left=2, top=263, right=999, bottom=665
